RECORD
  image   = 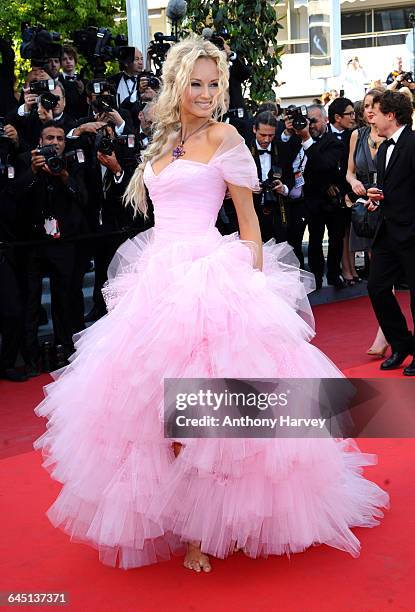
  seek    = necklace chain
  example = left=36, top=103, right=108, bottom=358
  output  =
left=368, top=132, right=383, bottom=150
left=172, top=120, right=211, bottom=161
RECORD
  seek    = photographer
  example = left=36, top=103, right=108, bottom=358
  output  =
left=14, top=80, right=74, bottom=150
left=223, top=40, right=251, bottom=120
left=0, top=37, right=18, bottom=117
left=14, top=121, right=88, bottom=375
left=0, top=120, right=26, bottom=381
left=66, top=81, right=137, bottom=321
left=58, top=44, right=88, bottom=120
left=108, top=47, right=147, bottom=106
left=250, top=111, right=296, bottom=244
left=278, top=111, right=307, bottom=266
left=295, top=105, right=345, bottom=289
left=137, top=101, right=155, bottom=151
left=386, top=66, right=415, bottom=106
left=90, top=123, right=146, bottom=320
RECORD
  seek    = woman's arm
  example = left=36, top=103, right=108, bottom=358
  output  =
left=346, top=129, right=366, bottom=196
left=227, top=183, right=263, bottom=271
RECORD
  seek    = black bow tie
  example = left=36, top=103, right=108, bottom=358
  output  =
left=385, top=138, right=395, bottom=148
left=258, top=149, right=271, bottom=155
left=125, top=75, right=136, bottom=83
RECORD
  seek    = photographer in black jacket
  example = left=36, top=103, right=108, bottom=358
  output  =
left=0, top=122, right=26, bottom=381
left=0, top=37, right=18, bottom=117
left=14, top=121, right=88, bottom=375
left=295, top=105, right=345, bottom=289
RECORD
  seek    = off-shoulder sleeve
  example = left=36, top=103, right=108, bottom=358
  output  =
left=210, top=130, right=261, bottom=192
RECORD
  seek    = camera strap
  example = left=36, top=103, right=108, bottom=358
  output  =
left=122, top=75, right=137, bottom=100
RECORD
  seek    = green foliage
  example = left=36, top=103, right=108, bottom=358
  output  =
left=0, top=0, right=127, bottom=40
left=184, top=0, right=285, bottom=103
left=0, top=0, right=127, bottom=86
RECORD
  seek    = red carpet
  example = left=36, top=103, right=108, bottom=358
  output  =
left=1, top=295, right=414, bottom=611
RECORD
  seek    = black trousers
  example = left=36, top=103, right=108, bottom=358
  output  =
left=0, top=250, right=24, bottom=370
left=368, top=223, right=415, bottom=354
left=23, top=241, right=77, bottom=362
left=286, top=198, right=307, bottom=269
left=307, top=208, right=345, bottom=281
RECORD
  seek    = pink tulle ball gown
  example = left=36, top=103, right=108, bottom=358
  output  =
left=34, top=131, right=389, bottom=569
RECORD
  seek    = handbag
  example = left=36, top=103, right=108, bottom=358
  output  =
left=351, top=199, right=381, bottom=238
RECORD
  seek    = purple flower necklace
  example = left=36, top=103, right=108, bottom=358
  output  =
left=172, top=120, right=211, bottom=161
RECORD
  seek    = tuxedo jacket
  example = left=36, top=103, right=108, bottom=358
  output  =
left=248, top=138, right=296, bottom=210
left=303, top=132, right=344, bottom=214
left=375, top=125, right=415, bottom=243
left=58, top=74, right=88, bottom=120
left=327, top=125, right=352, bottom=196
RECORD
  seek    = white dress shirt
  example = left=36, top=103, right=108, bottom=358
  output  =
left=385, top=125, right=406, bottom=168
left=117, top=74, right=137, bottom=105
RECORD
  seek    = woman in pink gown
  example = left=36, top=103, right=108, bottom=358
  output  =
left=34, top=38, right=389, bottom=573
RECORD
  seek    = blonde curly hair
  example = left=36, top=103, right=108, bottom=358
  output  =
left=124, top=36, right=230, bottom=217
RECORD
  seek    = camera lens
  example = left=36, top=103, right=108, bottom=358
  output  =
left=47, top=156, right=65, bottom=174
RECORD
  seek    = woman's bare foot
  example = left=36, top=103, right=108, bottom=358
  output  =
left=367, top=327, right=390, bottom=357
left=183, top=541, right=212, bottom=573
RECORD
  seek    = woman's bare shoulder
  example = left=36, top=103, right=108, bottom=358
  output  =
left=207, top=121, right=240, bottom=146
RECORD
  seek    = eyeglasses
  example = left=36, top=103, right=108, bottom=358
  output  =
left=342, top=111, right=355, bottom=117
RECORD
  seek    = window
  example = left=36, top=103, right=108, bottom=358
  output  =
left=341, top=11, right=372, bottom=36
left=374, top=7, right=415, bottom=32
left=341, top=5, right=414, bottom=50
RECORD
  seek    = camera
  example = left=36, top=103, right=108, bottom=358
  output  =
left=227, top=107, right=245, bottom=119
left=95, top=129, right=114, bottom=156
left=285, top=105, right=308, bottom=131
left=260, top=166, right=282, bottom=205
left=138, top=71, right=161, bottom=91
left=20, top=25, right=62, bottom=67
left=36, top=145, right=85, bottom=174
left=39, top=92, right=60, bottom=111
left=95, top=128, right=136, bottom=156
left=202, top=27, right=229, bottom=51
left=91, top=94, right=117, bottom=114
left=148, top=32, right=177, bottom=75
left=37, top=144, right=65, bottom=173
left=401, top=71, right=414, bottom=83
left=0, top=116, right=6, bottom=139
left=29, top=79, right=55, bottom=94
left=72, top=27, right=128, bottom=77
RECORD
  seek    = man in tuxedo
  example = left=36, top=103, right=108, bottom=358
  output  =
left=250, top=111, right=295, bottom=243
left=108, top=47, right=146, bottom=108
left=14, top=121, right=88, bottom=375
left=295, top=105, right=345, bottom=289
left=366, top=90, right=415, bottom=375
left=327, top=97, right=354, bottom=194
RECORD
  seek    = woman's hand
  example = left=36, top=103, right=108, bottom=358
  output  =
left=351, top=178, right=366, bottom=196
